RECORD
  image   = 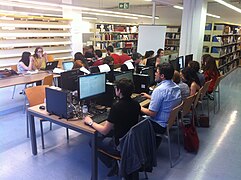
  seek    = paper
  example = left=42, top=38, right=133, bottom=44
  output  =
left=124, top=61, right=134, bottom=70
left=79, top=67, right=90, bottom=74
left=53, top=68, right=64, bottom=74
left=98, top=64, right=111, bottom=73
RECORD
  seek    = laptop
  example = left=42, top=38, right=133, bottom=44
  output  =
left=62, top=61, right=74, bottom=71
left=45, top=61, right=59, bottom=71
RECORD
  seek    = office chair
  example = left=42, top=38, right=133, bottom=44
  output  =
left=25, top=85, right=69, bottom=149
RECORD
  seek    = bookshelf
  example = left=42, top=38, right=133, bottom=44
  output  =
left=165, top=25, right=181, bottom=53
left=0, top=14, right=72, bottom=66
left=91, top=22, right=138, bottom=54
left=203, top=22, right=241, bottom=75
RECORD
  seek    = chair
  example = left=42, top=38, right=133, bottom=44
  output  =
left=163, top=102, right=183, bottom=168
left=98, top=120, right=156, bottom=179
left=25, top=85, right=69, bottom=148
left=181, top=94, right=197, bottom=125
left=212, top=75, right=223, bottom=114
left=47, top=55, right=54, bottom=62
left=10, top=65, right=18, bottom=99
left=199, top=80, right=212, bottom=117
left=192, top=88, right=203, bottom=126
left=43, top=74, right=53, bottom=86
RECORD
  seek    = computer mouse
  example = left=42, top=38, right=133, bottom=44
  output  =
left=39, top=105, right=45, bottom=110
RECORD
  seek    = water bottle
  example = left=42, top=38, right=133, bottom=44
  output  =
left=82, top=105, right=88, bottom=118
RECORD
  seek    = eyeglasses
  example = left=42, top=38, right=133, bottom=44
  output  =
left=37, top=51, right=43, bottom=53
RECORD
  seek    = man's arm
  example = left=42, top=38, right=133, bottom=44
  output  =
left=141, top=106, right=157, bottom=117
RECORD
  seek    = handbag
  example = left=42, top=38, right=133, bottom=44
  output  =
left=0, top=69, right=18, bottom=78
left=182, top=123, right=199, bottom=153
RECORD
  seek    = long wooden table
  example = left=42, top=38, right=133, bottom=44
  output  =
left=0, top=71, right=60, bottom=88
left=28, top=98, right=150, bottom=180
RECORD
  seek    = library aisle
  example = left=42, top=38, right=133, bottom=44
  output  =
left=0, top=69, right=241, bottom=179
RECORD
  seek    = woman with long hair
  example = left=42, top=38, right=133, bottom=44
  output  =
left=72, top=52, right=89, bottom=69
left=202, top=54, right=220, bottom=93
left=17, top=51, right=33, bottom=73
left=181, top=66, right=201, bottom=95
left=32, top=47, right=48, bottom=70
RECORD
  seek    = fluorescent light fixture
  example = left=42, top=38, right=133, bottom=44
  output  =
left=214, top=0, right=241, bottom=13
left=4, top=0, right=159, bottom=19
left=173, top=5, right=183, bottom=10
left=206, top=13, right=220, bottom=19
left=173, top=5, right=220, bottom=19
left=82, top=17, right=98, bottom=20
left=82, top=12, right=138, bottom=20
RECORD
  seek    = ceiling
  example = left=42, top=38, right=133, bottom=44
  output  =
left=0, top=0, right=241, bottom=25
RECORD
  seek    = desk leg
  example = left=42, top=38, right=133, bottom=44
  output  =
left=29, top=112, right=37, bottom=155
left=91, top=132, right=98, bottom=180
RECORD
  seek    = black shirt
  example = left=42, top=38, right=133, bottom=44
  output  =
left=107, top=96, right=141, bottom=145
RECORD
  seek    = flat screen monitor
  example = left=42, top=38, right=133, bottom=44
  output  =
left=185, top=54, right=193, bottom=67
left=114, top=71, right=133, bottom=82
left=140, top=66, right=155, bottom=85
left=62, top=61, right=74, bottom=71
left=178, top=56, right=184, bottom=70
left=160, top=55, right=169, bottom=64
left=59, top=69, right=83, bottom=91
left=169, top=53, right=178, bottom=61
left=89, top=66, right=100, bottom=73
left=78, top=73, right=106, bottom=100
left=146, top=57, right=156, bottom=67
left=170, top=58, right=180, bottom=72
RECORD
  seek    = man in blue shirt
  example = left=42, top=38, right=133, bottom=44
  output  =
left=141, top=62, right=181, bottom=146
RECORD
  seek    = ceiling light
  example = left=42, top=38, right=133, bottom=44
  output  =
left=82, top=12, right=138, bottom=20
left=214, top=0, right=241, bottom=13
left=173, top=5, right=221, bottom=19
left=82, top=17, right=98, bottom=20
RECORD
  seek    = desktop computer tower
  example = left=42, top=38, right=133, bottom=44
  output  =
left=133, top=74, right=150, bottom=93
left=46, top=86, right=74, bottom=119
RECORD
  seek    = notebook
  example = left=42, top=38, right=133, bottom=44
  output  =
left=45, top=61, right=59, bottom=71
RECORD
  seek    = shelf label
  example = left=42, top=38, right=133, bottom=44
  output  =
left=119, top=2, right=129, bottom=9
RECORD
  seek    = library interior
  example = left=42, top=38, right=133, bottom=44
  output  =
left=0, top=0, right=241, bottom=180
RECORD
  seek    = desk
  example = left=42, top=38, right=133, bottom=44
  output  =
left=28, top=104, right=98, bottom=180
left=0, top=71, right=60, bottom=88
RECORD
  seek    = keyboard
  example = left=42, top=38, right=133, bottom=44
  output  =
left=133, top=95, right=147, bottom=103
left=91, top=111, right=109, bottom=124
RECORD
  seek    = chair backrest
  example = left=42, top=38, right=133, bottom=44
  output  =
left=200, top=80, right=212, bottom=100
left=182, top=94, right=196, bottom=117
left=10, top=65, right=17, bottom=71
left=213, top=75, right=223, bottom=91
left=193, top=88, right=203, bottom=109
left=25, top=85, right=49, bottom=107
left=47, top=55, right=54, bottom=62
left=43, top=74, right=53, bottom=86
left=167, top=102, right=183, bottom=129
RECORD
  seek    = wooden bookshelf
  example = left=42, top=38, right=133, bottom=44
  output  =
left=165, top=25, right=181, bottom=53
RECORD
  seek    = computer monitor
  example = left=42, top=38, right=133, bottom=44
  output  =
left=185, top=54, right=193, bottom=67
left=140, top=66, right=155, bottom=85
left=170, top=58, right=180, bottom=72
left=114, top=71, right=133, bottom=82
left=120, top=61, right=134, bottom=72
left=59, top=69, right=84, bottom=91
left=178, top=56, right=184, bottom=70
left=62, top=61, right=74, bottom=71
left=146, top=57, right=156, bottom=67
left=89, top=66, right=100, bottom=73
left=78, top=73, right=106, bottom=100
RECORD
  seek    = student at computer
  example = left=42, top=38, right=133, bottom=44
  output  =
left=131, top=52, right=142, bottom=66
left=84, top=78, right=140, bottom=176
left=173, top=70, right=190, bottom=100
left=32, top=47, right=48, bottom=70
left=103, top=56, right=114, bottom=66
left=139, top=50, right=154, bottom=66
left=155, top=48, right=164, bottom=67
left=141, top=63, right=181, bottom=147
left=17, top=51, right=34, bottom=73
left=181, top=66, right=201, bottom=95
left=106, top=45, right=121, bottom=65
left=202, top=54, right=220, bottom=94
left=188, top=61, right=205, bottom=86
left=119, top=48, right=131, bottom=64
left=72, top=52, right=89, bottom=69
left=92, top=50, right=103, bottom=66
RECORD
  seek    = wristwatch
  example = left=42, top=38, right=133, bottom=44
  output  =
left=88, top=120, right=93, bottom=127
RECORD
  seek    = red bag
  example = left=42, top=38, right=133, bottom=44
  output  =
left=182, top=124, right=199, bottom=153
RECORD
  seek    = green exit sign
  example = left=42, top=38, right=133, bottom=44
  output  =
left=119, top=2, right=129, bottom=9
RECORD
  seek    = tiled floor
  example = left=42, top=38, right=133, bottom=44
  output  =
left=1, top=69, right=241, bottom=180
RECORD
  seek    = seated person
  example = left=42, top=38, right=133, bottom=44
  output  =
left=103, top=56, right=114, bottom=66
left=188, top=61, right=205, bottom=86
left=84, top=78, right=141, bottom=176
left=92, top=50, right=103, bottom=66
left=202, top=54, right=220, bottom=94
left=173, top=70, right=190, bottom=100
left=155, top=48, right=164, bottom=67
left=139, top=50, right=154, bottom=66
left=106, top=45, right=121, bottom=65
left=119, top=48, right=131, bottom=64
left=141, top=63, right=181, bottom=147
left=17, top=51, right=33, bottom=73
left=72, top=52, right=89, bottom=69
left=85, top=51, right=96, bottom=66
left=181, top=67, right=201, bottom=95
left=131, top=52, right=142, bottom=66
left=32, top=47, right=47, bottom=70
